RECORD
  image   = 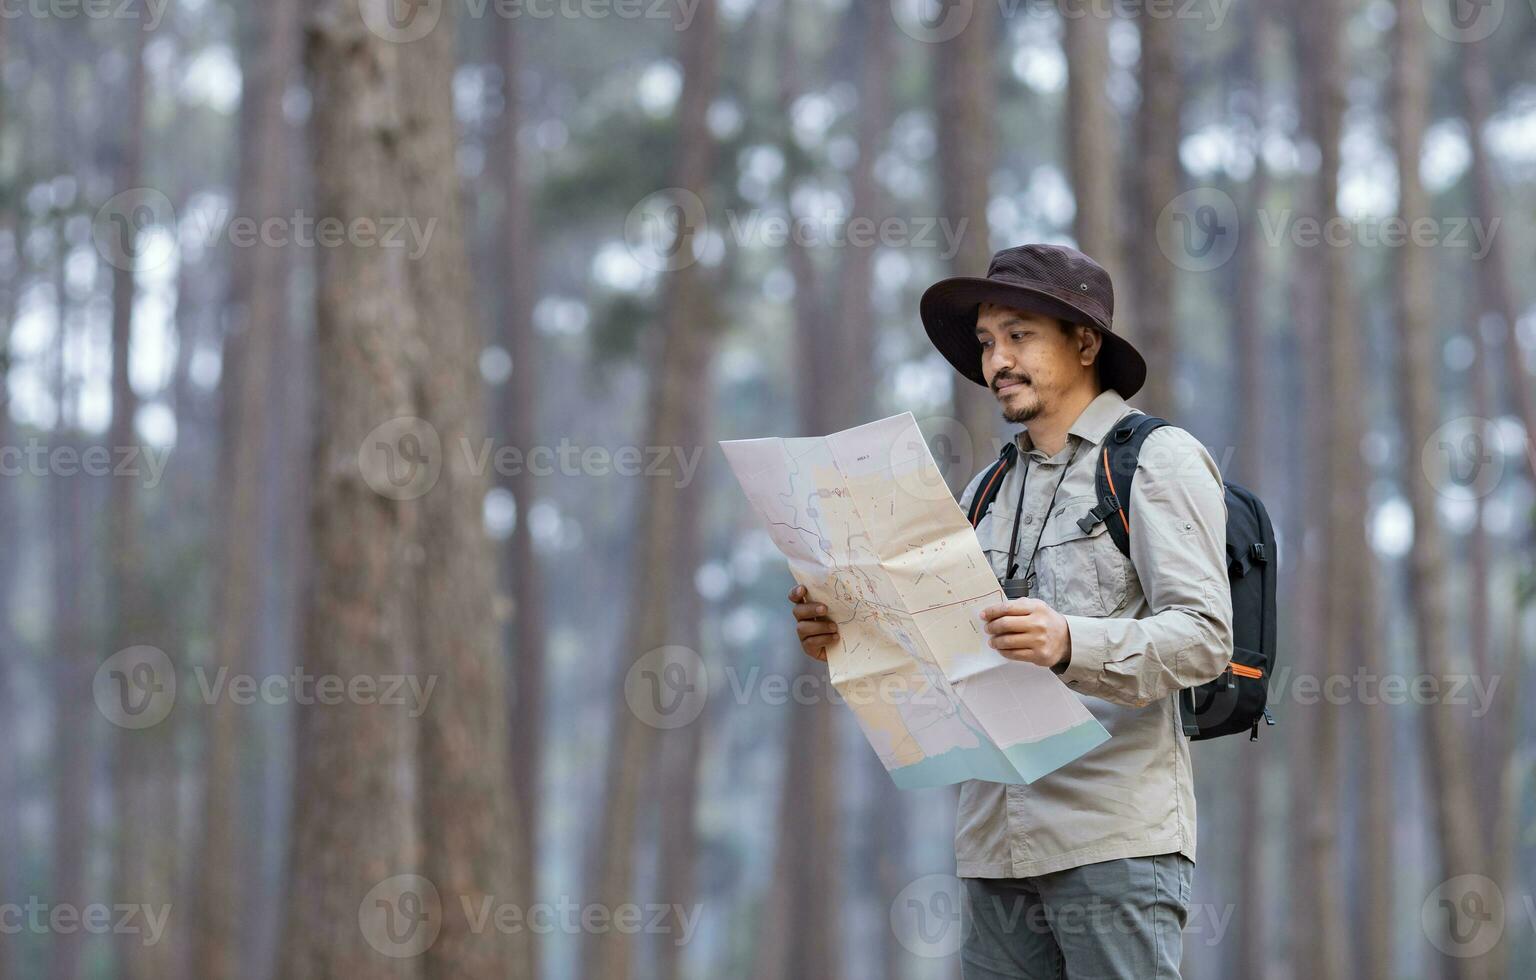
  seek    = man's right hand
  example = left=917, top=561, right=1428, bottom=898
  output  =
left=788, top=584, right=839, bottom=662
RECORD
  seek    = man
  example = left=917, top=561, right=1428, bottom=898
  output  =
left=787, top=244, right=1233, bottom=978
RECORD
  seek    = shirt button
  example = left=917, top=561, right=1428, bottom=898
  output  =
left=1024, top=516, right=1034, bottom=524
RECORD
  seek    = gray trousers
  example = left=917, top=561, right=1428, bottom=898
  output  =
left=961, top=853, right=1193, bottom=979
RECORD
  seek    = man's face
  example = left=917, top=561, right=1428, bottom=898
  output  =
left=975, top=304, right=1099, bottom=424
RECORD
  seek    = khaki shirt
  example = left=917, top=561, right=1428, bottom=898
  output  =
left=954, top=388, right=1233, bottom=878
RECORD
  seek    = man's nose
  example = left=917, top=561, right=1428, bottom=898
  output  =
left=985, top=345, right=1013, bottom=378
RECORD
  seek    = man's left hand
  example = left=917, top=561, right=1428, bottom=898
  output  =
left=980, top=597, right=1072, bottom=671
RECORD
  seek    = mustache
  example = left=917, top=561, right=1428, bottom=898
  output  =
left=992, top=373, right=1030, bottom=392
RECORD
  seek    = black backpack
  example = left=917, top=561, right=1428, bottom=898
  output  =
left=966, top=413, right=1278, bottom=741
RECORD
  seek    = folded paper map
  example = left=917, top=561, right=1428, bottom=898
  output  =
left=721, top=412, right=1109, bottom=789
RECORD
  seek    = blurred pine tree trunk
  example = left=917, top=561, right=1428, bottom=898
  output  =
left=1459, top=32, right=1529, bottom=980
left=585, top=3, right=720, bottom=978
left=1232, top=7, right=1276, bottom=977
left=653, top=283, right=716, bottom=980
left=47, top=51, right=91, bottom=979
left=107, top=9, right=182, bottom=980
left=0, top=203, right=19, bottom=980
left=832, top=0, right=887, bottom=427
left=48, top=260, right=91, bottom=980
left=839, top=10, right=904, bottom=978
left=1130, top=11, right=1179, bottom=416
left=396, top=4, right=533, bottom=976
left=1283, top=0, right=1326, bottom=968
left=1349, top=16, right=1395, bottom=965
left=492, top=21, right=545, bottom=978
left=1310, top=0, right=1358, bottom=972
left=281, top=3, right=426, bottom=975
left=750, top=13, right=836, bottom=980
left=1458, top=35, right=1536, bottom=456
left=1062, top=4, right=1125, bottom=310
left=193, top=2, right=297, bottom=978
left=750, top=6, right=847, bottom=980
left=1391, top=6, right=1493, bottom=980
left=934, top=1, right=1000, bottom=472
left=0, top=21, right=10, bottom=977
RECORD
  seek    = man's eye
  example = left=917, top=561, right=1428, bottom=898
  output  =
left=978, top=339, right=992, bottom=349
left=1010, top=332, right=1026, bottom=342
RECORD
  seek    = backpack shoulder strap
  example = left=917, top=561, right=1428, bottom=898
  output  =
left=1076, top=413, right=1169, bottom=557
left=967, top=443, right=1018, bottom=528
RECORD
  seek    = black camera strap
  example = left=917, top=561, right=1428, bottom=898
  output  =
left=1004, top=440, right=1082, bottom=586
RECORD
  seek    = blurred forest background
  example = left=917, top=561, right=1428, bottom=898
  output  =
left=1, top=0, right=1535, bottom=978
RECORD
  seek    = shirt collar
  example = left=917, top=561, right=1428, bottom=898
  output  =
left=1014, top=389, right=1132, bottom=460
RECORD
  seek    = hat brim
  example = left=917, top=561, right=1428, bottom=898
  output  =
left=919, top=277, right=1147, bottom=399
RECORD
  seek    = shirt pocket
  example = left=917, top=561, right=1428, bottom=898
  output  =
left=1034, top=495, right=1130, bottom=617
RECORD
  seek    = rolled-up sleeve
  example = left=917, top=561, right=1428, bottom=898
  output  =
left=1058, top=427, right=1234, bottom=707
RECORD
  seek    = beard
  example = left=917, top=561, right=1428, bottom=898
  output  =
left=994, top=373, right=1043, bottom=424
left=1002, top=396, right=1042, bottom=425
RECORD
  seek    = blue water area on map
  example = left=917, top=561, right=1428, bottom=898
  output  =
left=886, top=718, right=1111, bottom=790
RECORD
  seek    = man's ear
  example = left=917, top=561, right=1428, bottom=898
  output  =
left=1077, top=325, right=1102, bottom=366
